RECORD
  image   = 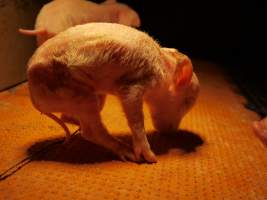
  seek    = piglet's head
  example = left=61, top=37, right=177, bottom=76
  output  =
left=148, top=48, right=200, bottom=132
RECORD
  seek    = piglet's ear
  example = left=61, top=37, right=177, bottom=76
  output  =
left=176, top=58, right=193, bottom=87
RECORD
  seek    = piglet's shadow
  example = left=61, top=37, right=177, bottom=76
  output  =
left=27, top=130, right=204, bottom=164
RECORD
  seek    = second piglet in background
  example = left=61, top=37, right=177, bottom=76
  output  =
left=19, top=0, right=140, bottom=46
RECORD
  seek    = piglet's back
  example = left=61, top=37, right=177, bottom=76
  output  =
left=28, top=23, right=165, bottom=88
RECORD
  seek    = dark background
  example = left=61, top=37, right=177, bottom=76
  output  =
left=122, top=0, right=266, bottom=116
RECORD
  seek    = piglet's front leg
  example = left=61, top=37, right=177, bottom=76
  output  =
left=119, top=86, right=157, bottom=163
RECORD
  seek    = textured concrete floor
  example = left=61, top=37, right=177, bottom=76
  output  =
left=0, top=60, right=266, bottom=200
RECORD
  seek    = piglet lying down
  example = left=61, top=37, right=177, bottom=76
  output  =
left=27, top=23, right=200, bottom=163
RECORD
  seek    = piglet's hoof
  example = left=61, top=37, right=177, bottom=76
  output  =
left=134, top=142, right=157, bottom=163
left=116, top=144, right=137, bottom=162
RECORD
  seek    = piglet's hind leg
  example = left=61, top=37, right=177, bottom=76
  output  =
left=61, top=94, right=106, bottom=126
left=79, top=100, right=136, bottom=162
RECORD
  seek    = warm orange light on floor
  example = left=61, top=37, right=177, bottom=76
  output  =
left=0, top=60, right=266, bottom=200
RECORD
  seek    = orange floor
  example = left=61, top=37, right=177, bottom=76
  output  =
left=0, top=60, right=266, bottom=200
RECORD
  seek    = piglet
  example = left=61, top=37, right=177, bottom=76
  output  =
left=27, top=23, right=200, bottom=163
left=19, top=0, right=140, bottom=46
